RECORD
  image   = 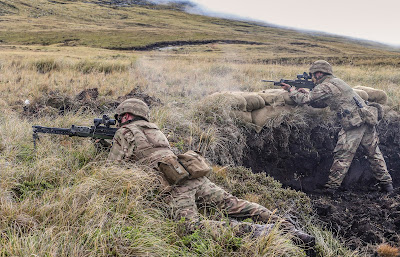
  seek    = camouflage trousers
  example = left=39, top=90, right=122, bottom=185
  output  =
left=167, top=176, right=294, bottom=235
left=326, top=124, right=393, bottom=189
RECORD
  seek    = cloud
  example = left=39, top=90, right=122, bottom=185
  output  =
left=147, top=0, right=400, bottom=46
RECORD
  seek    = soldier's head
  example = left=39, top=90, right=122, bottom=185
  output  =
left=309, top=60, right=333, bottom=81
left=114, top=98, right=150, bottom=126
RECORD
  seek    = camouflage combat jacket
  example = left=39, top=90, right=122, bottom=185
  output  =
left=108, top=120, right=175, bottom=169
left=289, top=75, right=365, bottom=130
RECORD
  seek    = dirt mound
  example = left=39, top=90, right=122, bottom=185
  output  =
left=117, top=87, right=162, bottom=108
left=241, top=109, right=400, bottom=192
left=311, top=189, right=400, bottom=254
left=20, top=87, right=162, bottom=117
left=21, top=88, right=116, bottom=116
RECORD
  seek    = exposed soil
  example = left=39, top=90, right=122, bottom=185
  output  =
left=21, top=87, right=161, bottom=117
left=237, top=108, right=400, bottom=252
left=311, top=189, right=400, bottom=253
left=117, top=87, right=162, bottom=107
left=243, top=112, right=400, bottom=192
left=106, top=40, right=265, bottom=51
left=21, top=88, right=117, bottom=116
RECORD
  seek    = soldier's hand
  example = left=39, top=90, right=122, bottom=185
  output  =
left=93, top=139, right=112, bottom=152
left=297, top=88, right=307, bottom=93
left=280, top=82, right=291, bottom=91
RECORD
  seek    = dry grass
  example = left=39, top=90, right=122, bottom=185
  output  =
left=377, top=244, right=400, bottom=257
left=308, top=224, right=361, bottom=257
left=1, top=2, right=399, bottom=256
left=2, top=34, right=398, bottom=255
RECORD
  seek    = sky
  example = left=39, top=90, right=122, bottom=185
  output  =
left=154, top=0, right=400, bottom=47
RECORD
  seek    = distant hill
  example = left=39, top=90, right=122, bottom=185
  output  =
left=1, top=0, right=399, bottom=65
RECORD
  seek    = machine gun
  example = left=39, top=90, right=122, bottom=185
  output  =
left=32, top=115, right=118, bottom=148
left=262, top=72, right=316, bottom=90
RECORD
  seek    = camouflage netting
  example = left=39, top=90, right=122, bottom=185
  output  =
left=197, top=86, right=400, bottom=192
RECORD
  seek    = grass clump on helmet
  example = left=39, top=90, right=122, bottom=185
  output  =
left=114, top=98, right=150, bottom=122
left=309, top=60, right=333, bottom=75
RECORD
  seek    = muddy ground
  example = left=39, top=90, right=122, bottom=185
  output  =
left=311, top=189, right=400, bottom=253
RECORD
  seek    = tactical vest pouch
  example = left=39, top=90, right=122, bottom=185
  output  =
left=177, top=150, right=212, bottom=179
left=340, top=110, right=364, bottom=130
left=158, top=155, right=189, bottom=185
left=359, top=105, right=379, bottom=126
left=367, top=102, right=384, bottom=121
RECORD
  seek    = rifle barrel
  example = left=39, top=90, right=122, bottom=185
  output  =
left=32, top=126, right=74, bottom=136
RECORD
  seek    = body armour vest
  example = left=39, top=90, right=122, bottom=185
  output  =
left=317, top=76, right=364, bottom=130
left=118, top=120, right=174, bottom=168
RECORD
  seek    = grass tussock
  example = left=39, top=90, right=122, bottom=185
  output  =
left=74, top=59, right=129, bottom=74
left=29, top=58, right=130, bottom=74
left=209, top=166, right=312, bottom=216
left=308, top=224, right=361, bottom=257
left=377, top=244, right=400, bottom=257
left=32, top=58, right=61, bottom=74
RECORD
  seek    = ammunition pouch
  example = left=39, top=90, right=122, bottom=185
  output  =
left=177, top=150, right=212, bottom=179
left=158, top=155, right=189, bottom=185
left=358, top=104, right=379, bottom=126
left=339, top=109, right=364, bottom=130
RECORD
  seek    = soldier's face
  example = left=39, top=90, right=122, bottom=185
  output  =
left=311, top=73, right=317, bottom=83
left=117, top=113, right=134, bottom=127
left=312, top=72, right=323, bottom=83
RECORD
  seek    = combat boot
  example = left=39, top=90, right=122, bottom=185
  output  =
left=251, top=224, right=274, bottom=238
left=291, top=229, right=315, bottom=246
left=381, top=183, right=394, bottom=193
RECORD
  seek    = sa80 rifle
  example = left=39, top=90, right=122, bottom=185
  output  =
left=262, top=72, right=316, bottom=90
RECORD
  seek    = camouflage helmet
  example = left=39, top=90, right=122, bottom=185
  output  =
left=309, top=60, right=333, bottom=75
left=114, top=98, right=149, bottom=121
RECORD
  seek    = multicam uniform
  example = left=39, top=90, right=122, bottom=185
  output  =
left=289, top=75, right=393, bottom=189
left=108, top=119, right=296, bottom=235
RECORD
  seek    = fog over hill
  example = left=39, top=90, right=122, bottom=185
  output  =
left=149, top=0, right=400, bottom=47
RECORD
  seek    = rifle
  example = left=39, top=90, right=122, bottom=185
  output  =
left=262, top=72, right=316, bottom=90
left=32, top=115, right=118, bottom=148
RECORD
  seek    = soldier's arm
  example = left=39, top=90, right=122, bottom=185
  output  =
left=289, top=84, right=333, bottom=106
left=107, top=128, right=130, bottom=162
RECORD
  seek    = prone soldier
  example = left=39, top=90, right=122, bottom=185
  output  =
left=280, top=60, right=394, bottom=194
left=107, top=98, right=315, bottom=245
